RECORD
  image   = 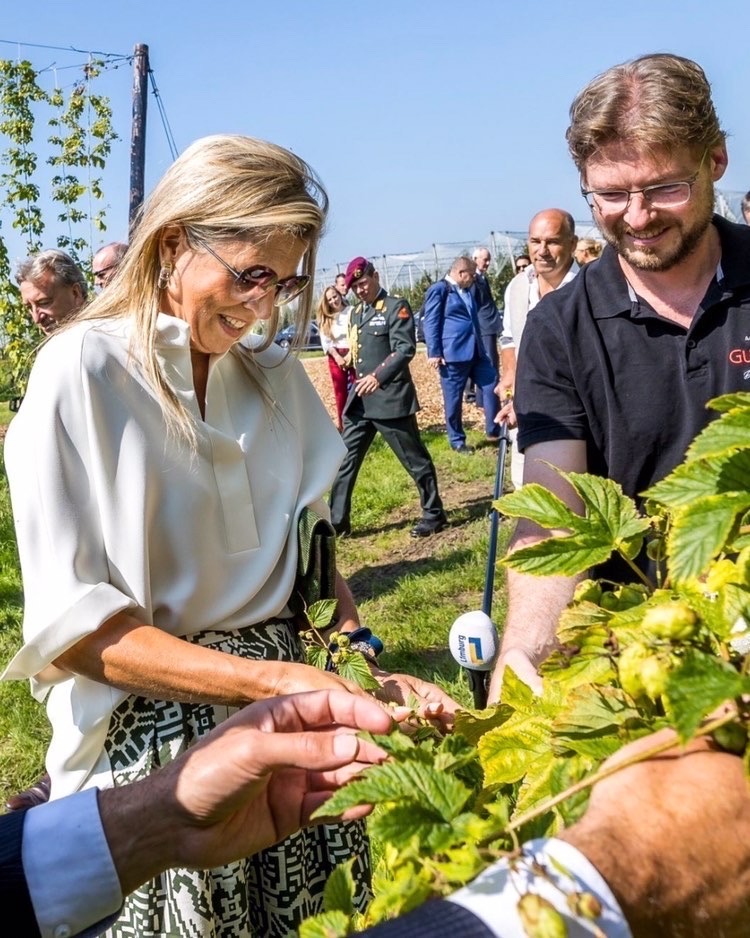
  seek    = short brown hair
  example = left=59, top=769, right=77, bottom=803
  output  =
left=567, top=54, right=726, bottom=173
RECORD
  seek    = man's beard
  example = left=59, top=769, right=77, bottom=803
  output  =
left=597, top=184, right=715, bottom=272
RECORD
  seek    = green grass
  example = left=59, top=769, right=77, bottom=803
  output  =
left=0, top=448, right=49, bottom=801
left=335, top=427, right=511, bottom=708
left=0, top=422, right=511, bottom=802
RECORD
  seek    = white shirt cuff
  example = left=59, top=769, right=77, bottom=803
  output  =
left=22, top=787, right=123, bottom=938
left=447, top=837, right=632, bottom=938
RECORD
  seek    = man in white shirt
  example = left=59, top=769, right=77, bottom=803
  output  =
left=498, top=209, right=579, bottom=487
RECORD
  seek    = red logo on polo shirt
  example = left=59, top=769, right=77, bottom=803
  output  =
left=729, top=348, right=750, bottom=365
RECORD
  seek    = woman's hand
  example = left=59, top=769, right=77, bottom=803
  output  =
left=370, top=668, right=459, bottom=730
left=270, top=661, right=370, bottom=700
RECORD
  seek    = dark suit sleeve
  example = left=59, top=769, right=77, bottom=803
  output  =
left=0, top=809, right=41, bottom=937
left=422, top=282, right=448, bottom=358
left=361, top=899, right=496, bottom=937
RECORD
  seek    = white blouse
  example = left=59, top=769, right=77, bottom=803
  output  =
left=319, top=307, right=351, bottom=354
left=2, top=314, right=344, bottom=798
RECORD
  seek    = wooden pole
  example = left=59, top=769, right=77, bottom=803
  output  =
left=129, top=43, right=149, bottom=231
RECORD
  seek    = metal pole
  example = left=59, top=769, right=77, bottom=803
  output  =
left=466, top=421, right=510, bottom=708
left=129, top=43, right=149, bottom=231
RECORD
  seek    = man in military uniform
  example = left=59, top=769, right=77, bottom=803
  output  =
left=328, top=256, right=447, bottom=538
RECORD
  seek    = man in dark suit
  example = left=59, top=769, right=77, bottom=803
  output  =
left=464, top=247, right=502, bottom=408
left=328, top=257, right=447, bottom=538
left=422, top=256, right=500, bottom=453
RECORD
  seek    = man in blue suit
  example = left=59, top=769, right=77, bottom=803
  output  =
left=422, top=256, right=500, bottom=453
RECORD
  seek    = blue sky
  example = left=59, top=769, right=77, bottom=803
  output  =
left=2, top=0, right=749, bottom=270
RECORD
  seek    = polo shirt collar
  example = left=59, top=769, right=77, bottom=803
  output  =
left=587, top=214, right=750, bottom=319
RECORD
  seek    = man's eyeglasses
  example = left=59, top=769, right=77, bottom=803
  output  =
left=196, top=239, right=310, bottom=306
left=93, top=263, right=118, bottom=282
left=515, top=263, right=530, bottom=272
left=581, top=152, right=707, bottom=214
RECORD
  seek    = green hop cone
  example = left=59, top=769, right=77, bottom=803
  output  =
left=517, top=894, right=568, bottom=938
left=599, top=591, right=620, bottom=612
left=645, top=538, right=664, bottom=562
left=567, top=891, right=603, bottom=921
left=641, top=601, right=697, bottom=641
left=573, top=579, right=602, bottom=605
left=617, top=642, right=651, bottom=699
left=712, top=722, right=748, bottom=755
left=640, top=654, right=672, bottom=701
left=616, top=585, right=648, bottom=609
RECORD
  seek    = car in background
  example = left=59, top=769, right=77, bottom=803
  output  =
left=274, top=321, right=322, bottom=350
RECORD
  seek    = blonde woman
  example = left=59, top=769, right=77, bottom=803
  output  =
left=317, top=284, right=354, bottom=429
left=3, top=135, right=456, bottom=938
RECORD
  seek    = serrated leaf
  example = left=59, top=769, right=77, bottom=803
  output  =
left=428, top=844, right=485, bottom=886
left=298, top=909, right=351, bottom=938
left=566, top=471, right=650, bottom=543
left=503, top=533, right=614, bottom=577
left=705, top=392, right=750, bottom=414
left=645, top=451, right=750, bottom=508
left=454, top=704, right=513, bottom=746
left=541, top=652, right=614, bottom=695
left=513, top=752, right=557, bottom=821
left=549, top=754, right=596, bottom=827
left=496, top=483, right=588, bottom=532
left=306, top=598, right=339, bottom=630
left=667, top=493, right=750, bottom=583
left=323, top=861, right=355, bottom=917
left=664, top=649, right=750, bottom=741
left=686, top=407, right=750, bottom=461
left=305, top=645, right=329, bottom=669
left=369, top=802, right=451, bottom=851
left=552, top=685, right=642, bottom=759
left=336, top=651, right=381, bottom=690
left=479, top=712, right=551, bottom=785
left=313, top=757, right=472, bottom=821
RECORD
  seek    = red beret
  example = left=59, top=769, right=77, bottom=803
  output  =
left=344, top=256, right=374, bottom=291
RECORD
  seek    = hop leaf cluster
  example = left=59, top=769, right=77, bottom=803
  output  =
left=298, top=394, right=750, bottom=934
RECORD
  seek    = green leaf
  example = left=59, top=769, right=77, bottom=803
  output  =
left=479, top=711, right=550, bottom=786
left=664, top=649, right=750, bottom=741
left=552, top=685, right=643, bottom=760
left=705, top=392, right=750, bottom=414
left=454, top=704, right=513, bottom=746
left=298, top=910, right=351, bottom=938
left=307, top=598, right=338, bottom=630
left=503, top=533, right=614, bottom=577
left=645, top=451, right=750, bottom=508
left=540, top=652, right=614, bottom=695
left=336, top=652, right=380, bottom=691
left=323, top=861, right=355, bottom=917
left=667, top=493, right=750, bottom=583
left=496, top=484, right=588, bottom=532
left=369, top=802, right=446, bottom=850
left=312, top=758, right=472, bottom=822
left=686, top=407, right=750, bottom=461
left=305, top=645, right=329, bottom=670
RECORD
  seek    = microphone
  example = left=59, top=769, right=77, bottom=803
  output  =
left=448, top=611, right=498, bottom=672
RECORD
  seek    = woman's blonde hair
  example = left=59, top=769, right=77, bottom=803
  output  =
left=316, top=285, right=340, bottom=340
left=75, top=134, right=328, bottom=438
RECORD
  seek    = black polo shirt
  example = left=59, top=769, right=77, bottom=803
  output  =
left=515, top=215, right=750, bottom=500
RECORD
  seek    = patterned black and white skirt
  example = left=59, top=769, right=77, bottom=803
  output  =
left=101, top=619, right=371, bottom=938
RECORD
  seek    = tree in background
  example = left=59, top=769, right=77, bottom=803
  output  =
left=0, top=57, right=117, bottom=397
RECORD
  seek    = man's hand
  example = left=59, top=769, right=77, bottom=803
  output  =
left=101, top=690, right=394, bottom=897
left=496, top=396, right=517, bottom=428
left=355, top=374, right=380, bottom=396
left=427, top=356, right=444, bottom=369
left=561, top=729, right=750, bottom=937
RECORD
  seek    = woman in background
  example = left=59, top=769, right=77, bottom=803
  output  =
left=317, top=284, right=354, bottom=429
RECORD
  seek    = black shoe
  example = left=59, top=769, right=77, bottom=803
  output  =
left=411, top=516, right=448, bottom=538
left=464, top=394, right=476, bottom=404
left=6, top=773, right=51, bottom=812
left=332, top=521, right=351, bottom=537
left=485, top=434, right=500, bottom=443
left=453, top=444, right=474, bottom=454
